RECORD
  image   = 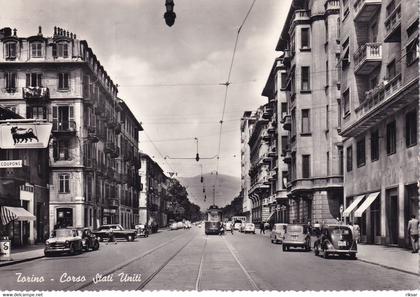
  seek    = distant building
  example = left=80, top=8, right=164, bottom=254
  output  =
left=338, top=0, right=419, bottom=247
left=0, top=26, right=143, bottom=232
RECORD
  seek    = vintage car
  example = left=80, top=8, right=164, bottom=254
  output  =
left=135, top=224, right=150, bottom=237
left=74, top=228, right=99, bottom=251
left=44, top=228, right=84, bottom=256
left=92, top=224, right=137, bottom=242
left=244, top=223, right=256, bottom=234
left=270, top=223, right=288, bottom=244
left=233, top=222, right=242, bottom=230
left=170, top=222, right=179, bottom=230
left=282, top=224, right=311, bottom=251
left=225, top=221, right=233, bottom=231
left=313, top=224, right=357, bottom=259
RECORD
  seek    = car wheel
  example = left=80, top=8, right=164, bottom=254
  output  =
left=349, top=253, right=357, bottom=260
left=69, top=244, right=75, bottom=255
left=323, top=250, right=329, bottom=259
left=93, top=241, right=99, bottom=251
left=98, top=236, right=103, bottom=242
left=282, top=245, right=287, bottom=252
left=109, top=235, right=115, bottom=242
left=44, top=251, right=51, bottom=257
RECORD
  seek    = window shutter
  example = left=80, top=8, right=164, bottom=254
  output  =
left=52, top=43, right=57, bottom=57
left=58, top=73, right=63, bottom=89
left=37, top=73, right=42, bottom=87
left=64, top=73, right=69, bottom=89
left=69, top=105, right=74, bottom=121
left=63, top=43, right=68, bottom=58
left=11, top=73, right=16, bottom=89
left=4, top=73, right=9, bottom=89
left=26, top=106, right=31, bottom=118
left=52, top=106, right=58, bottom=129
left=53, top=139, right=58, bottom=161
left=26, top=73, right=30, bottom=87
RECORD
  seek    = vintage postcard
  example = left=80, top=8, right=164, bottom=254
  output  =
left=0, top=0, right=418, bottom=295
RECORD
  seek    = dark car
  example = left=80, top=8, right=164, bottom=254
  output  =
left=313, top=224, right=357, bottom=259
left=75, top=228, right=99, bottom=251
left=135, top=224, right=150, bottom=237
left=282, top=224, right=311, bottom=251
left=92, top=224, right=137, bottom=242
left=44, top=228, right=83, bottom=256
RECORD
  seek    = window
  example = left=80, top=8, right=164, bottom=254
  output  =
left=406, top=39, right=419, bottom=65
left=338, top=146, right=343, bottom=175
left=5, top=42, right=16, bottom=59
left=325, top=61, right=329, bottom=85
left=26, top=73, right=42, bottom=87
left=56, top=42, right=69, bottom=58
left=281, top=102, right=288, bottom=119
left=59, top=174, right=70, bottom=193
left=54, top=139, right=70, bottom=161
left=281, top=72, right=287, bottom=89
left=301, top=66, right=310, bottom=91
left=356, top=137, right=366, bottom=167
left=291, top=109, right=296, bottom=139
left=31, top=42, right=42, bottom=58
left=386, top=121, right=396, bottom=155
left=386, top=0, right=395, bottom=17
left=326, top=152, right=330, bottom=176
left=301, top=109, right=311, bottom=134
left=58, top=73, right=69, bottom=90
left=346, top=145, right=353, bottom=172
left=387, top=60, right=397, bottom=79
left=343, top=89, right=350, bottom=115
left=302, top=155, right=311, bottom=178
left=27, top=106, right=46, bottom=119
left=371, top=130, right=379, bottom=161
left=406, top=110, right=417, bottom=147
left=326, top=105, right=329, bottom=130
left=4, top=72, right=16, bottom=92
left=301, top=28, right=310, bottom=49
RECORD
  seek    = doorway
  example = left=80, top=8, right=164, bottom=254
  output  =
left=386, top=188, right=399, bottom=245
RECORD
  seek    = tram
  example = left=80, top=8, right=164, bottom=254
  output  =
left=205, top=205, right=222, bottom=235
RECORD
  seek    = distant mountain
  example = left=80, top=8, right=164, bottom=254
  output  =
left=179, top=173, right=241, bottom=211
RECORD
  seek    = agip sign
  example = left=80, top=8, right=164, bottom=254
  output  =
left=0, top=121, right=52, bottom=149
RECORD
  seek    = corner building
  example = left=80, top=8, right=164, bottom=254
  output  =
left=339, top=0, right=419, bottom=247
left=276, top=0, right=344, bottom=224
left=0, top=26, right=142, bottom=231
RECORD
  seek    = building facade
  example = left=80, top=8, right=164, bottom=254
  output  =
left=139, top=153, right=170, bottom=229
left=339, top=0, right=419, bottom=247
left=240, top=111, right=254, bottom=222
left=276, top=0, right=344, bottom=225
left=0, top=26, right=142, bottom=232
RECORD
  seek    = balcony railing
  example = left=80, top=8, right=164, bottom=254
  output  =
left=283, top=151, right=292, bottom=163
left=353, top=0, right=382, bottom=23
left=293, top=10, right=310, bottom=22
left=84, top=158, right=97, bottom=171
left=105, top=142, right=115, bottom=153
left=52, top=120, right=77, bottom=133
left=384, top=3, right=401, bottom=42
left=353, top=43, right=382, bottom=75
left=261, top=130, right=271, bottom=140
left=282, top=115, right=291, bottom=131
left=356, top=74, right=402, bottom=118
left=22, top=87, right=49, bottom=100
left=325, top=0, right=340, bottom=11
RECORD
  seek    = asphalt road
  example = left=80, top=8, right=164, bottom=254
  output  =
left=0, top=226, right=418, bottom=291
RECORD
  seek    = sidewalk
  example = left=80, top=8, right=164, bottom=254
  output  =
left=256, top=228, right=419, bottom=275
left=0, top=244, right=44, bottom=267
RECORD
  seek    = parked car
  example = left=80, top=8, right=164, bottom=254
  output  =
left=92, top=224, right=137, bottom=242
left=313, top=224, right=357, bottom=259
left=234, top=222, right=242, bottom=230
left=225, top=221, right=233, bottom=231
left=170, top=222, right=178, bottom=230
left=270, top=223, right=288, bottom=244
left=177, top=221, right=185, bottom=229
left=44, top=228, right=84, bottom=256
left=244, top=223, right=256, bottom=234
left=135, top=224, right=150, bottom=237
left=75, top=228, right=99, bottom=251
left=184, top=221, right=192, bottom=229
left=282, top=224, right=311, bottom=251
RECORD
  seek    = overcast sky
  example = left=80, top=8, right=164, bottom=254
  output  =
left=4, top=0, right=291, bottom=178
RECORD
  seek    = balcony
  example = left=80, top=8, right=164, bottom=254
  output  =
left=282, top=50, right=291, bottom=66
left=111, top=145, right=120, bottom=159
left=249, top=181, right=270, bottom=195
left=353, top=43, right=382, bottom=75
left=267, top=121, right=276, bottom=134
left=282, top=115, right=291, bottom=131
left=261, top=131, right=271, bottom=141
left=262, top=106, right=273, bottom=119
left=353, top=0, right=382, bottom=23
left=268, top=146, right=278, bottom=158
left=94, top=104, right=105, bottom=115
left=115, top=122, right=122, bottom=134
left=105, top=141, right=115, bottom=154
left=341, top=74, right=419, bottom=137
left=52, top=121, right=77, bottom=133
left=0, top=166, right=30, bottom=183
left=84, top=158, right=97, bottom=171
left=22, top=87, right=49, bottom=100
left=325, top=0, right=340, bottom=12
left=268, top=171, right=276, bottom=181
left=106, top=167, right=115, bottom=179
left=109, top=198, right=119, bottom=208
left=384, top=3, right=401, bottom=43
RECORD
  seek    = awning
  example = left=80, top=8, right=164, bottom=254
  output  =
left=354, top=192, right=380, bottom=218
left=1, top=206, right=36, bottom=225
left=343, top=195, right=365, bottom=217
left=265, top=211, right=275, bottom=222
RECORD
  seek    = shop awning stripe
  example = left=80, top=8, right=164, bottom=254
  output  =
left=354, top=192, right=380, bottom=218
left=343, top=195, right=365, bottom=217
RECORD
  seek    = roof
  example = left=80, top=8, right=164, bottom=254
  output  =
left=118, top=98, right=143, bottom=131
left=275, top=0, right=306, bottom=51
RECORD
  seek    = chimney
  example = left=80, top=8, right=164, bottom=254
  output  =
left=13, top=28, right=17, bottom=37
left=74, top=34, right=76, bottom=39
left=66, top=31, right=69, bottom=38
left=0, top=27, right=12, bottom=39
left=38, top=26, right=42, bottom=36
left=70, top=32, right=73, bottom=39
left=54, top=26, right=57, bottom=36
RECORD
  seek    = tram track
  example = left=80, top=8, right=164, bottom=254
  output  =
left=194, top=235, right=207, bottom=291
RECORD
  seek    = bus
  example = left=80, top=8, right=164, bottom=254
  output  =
left=205, top=205, right=222, bottom=235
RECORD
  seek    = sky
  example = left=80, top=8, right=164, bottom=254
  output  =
left=3, top=0, right=291, bottom=178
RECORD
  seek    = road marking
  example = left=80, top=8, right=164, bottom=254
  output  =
left=222, top=236, right=259, bottom=290
left=195, top=236, right=207, bottom=291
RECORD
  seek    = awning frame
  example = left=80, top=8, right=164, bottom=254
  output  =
left=343, top=195, right=365, bottom=217
left=354, top=192, right=380, bottom=218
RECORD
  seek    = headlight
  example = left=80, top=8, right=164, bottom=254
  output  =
left=65, top=240, right=70, bottom=247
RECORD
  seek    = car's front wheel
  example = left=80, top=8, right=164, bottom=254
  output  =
left=323, top=250, right=329, bottom=259
left=93, top=241, right=99, bottom=251
left=282, top=245, right=287, bottom=252
left=69, top=244, right=75, bottom=255
left=314, top=244, right=319, bottom=256
left=44, top=251, right=52, bottom=257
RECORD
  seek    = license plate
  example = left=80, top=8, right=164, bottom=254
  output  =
left=338, top=241, right=347, bottom=246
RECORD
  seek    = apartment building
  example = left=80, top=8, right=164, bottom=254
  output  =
left=339, top=0, right=418, bottom=247
left=276, top=0, right=343, bottom=224
left=261, top=57, right=289, bottom=223
left=0, top=26, right=142, bottom=231
left=240, top=111, right=254, bottom=222
left=139, top=153, right=170, bottom=229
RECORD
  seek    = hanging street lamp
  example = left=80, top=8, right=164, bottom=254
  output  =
left=164, top=0, right=176, bottom=27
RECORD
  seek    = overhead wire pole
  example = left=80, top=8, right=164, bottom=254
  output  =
left=213, top=0, right=257, bottom=205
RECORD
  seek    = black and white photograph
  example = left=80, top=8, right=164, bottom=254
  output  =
left=0, top=0, right=418, bottom=294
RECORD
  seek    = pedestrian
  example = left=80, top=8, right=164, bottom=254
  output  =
left=260, top=222, right=264, bottom=234
left=407, top=214, right=419, bottom=253
left=230, top=223, right=234, bottom=235
left=353, top=224, right=360, bottom=243
left=313, top=221, right=321, bottom=237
